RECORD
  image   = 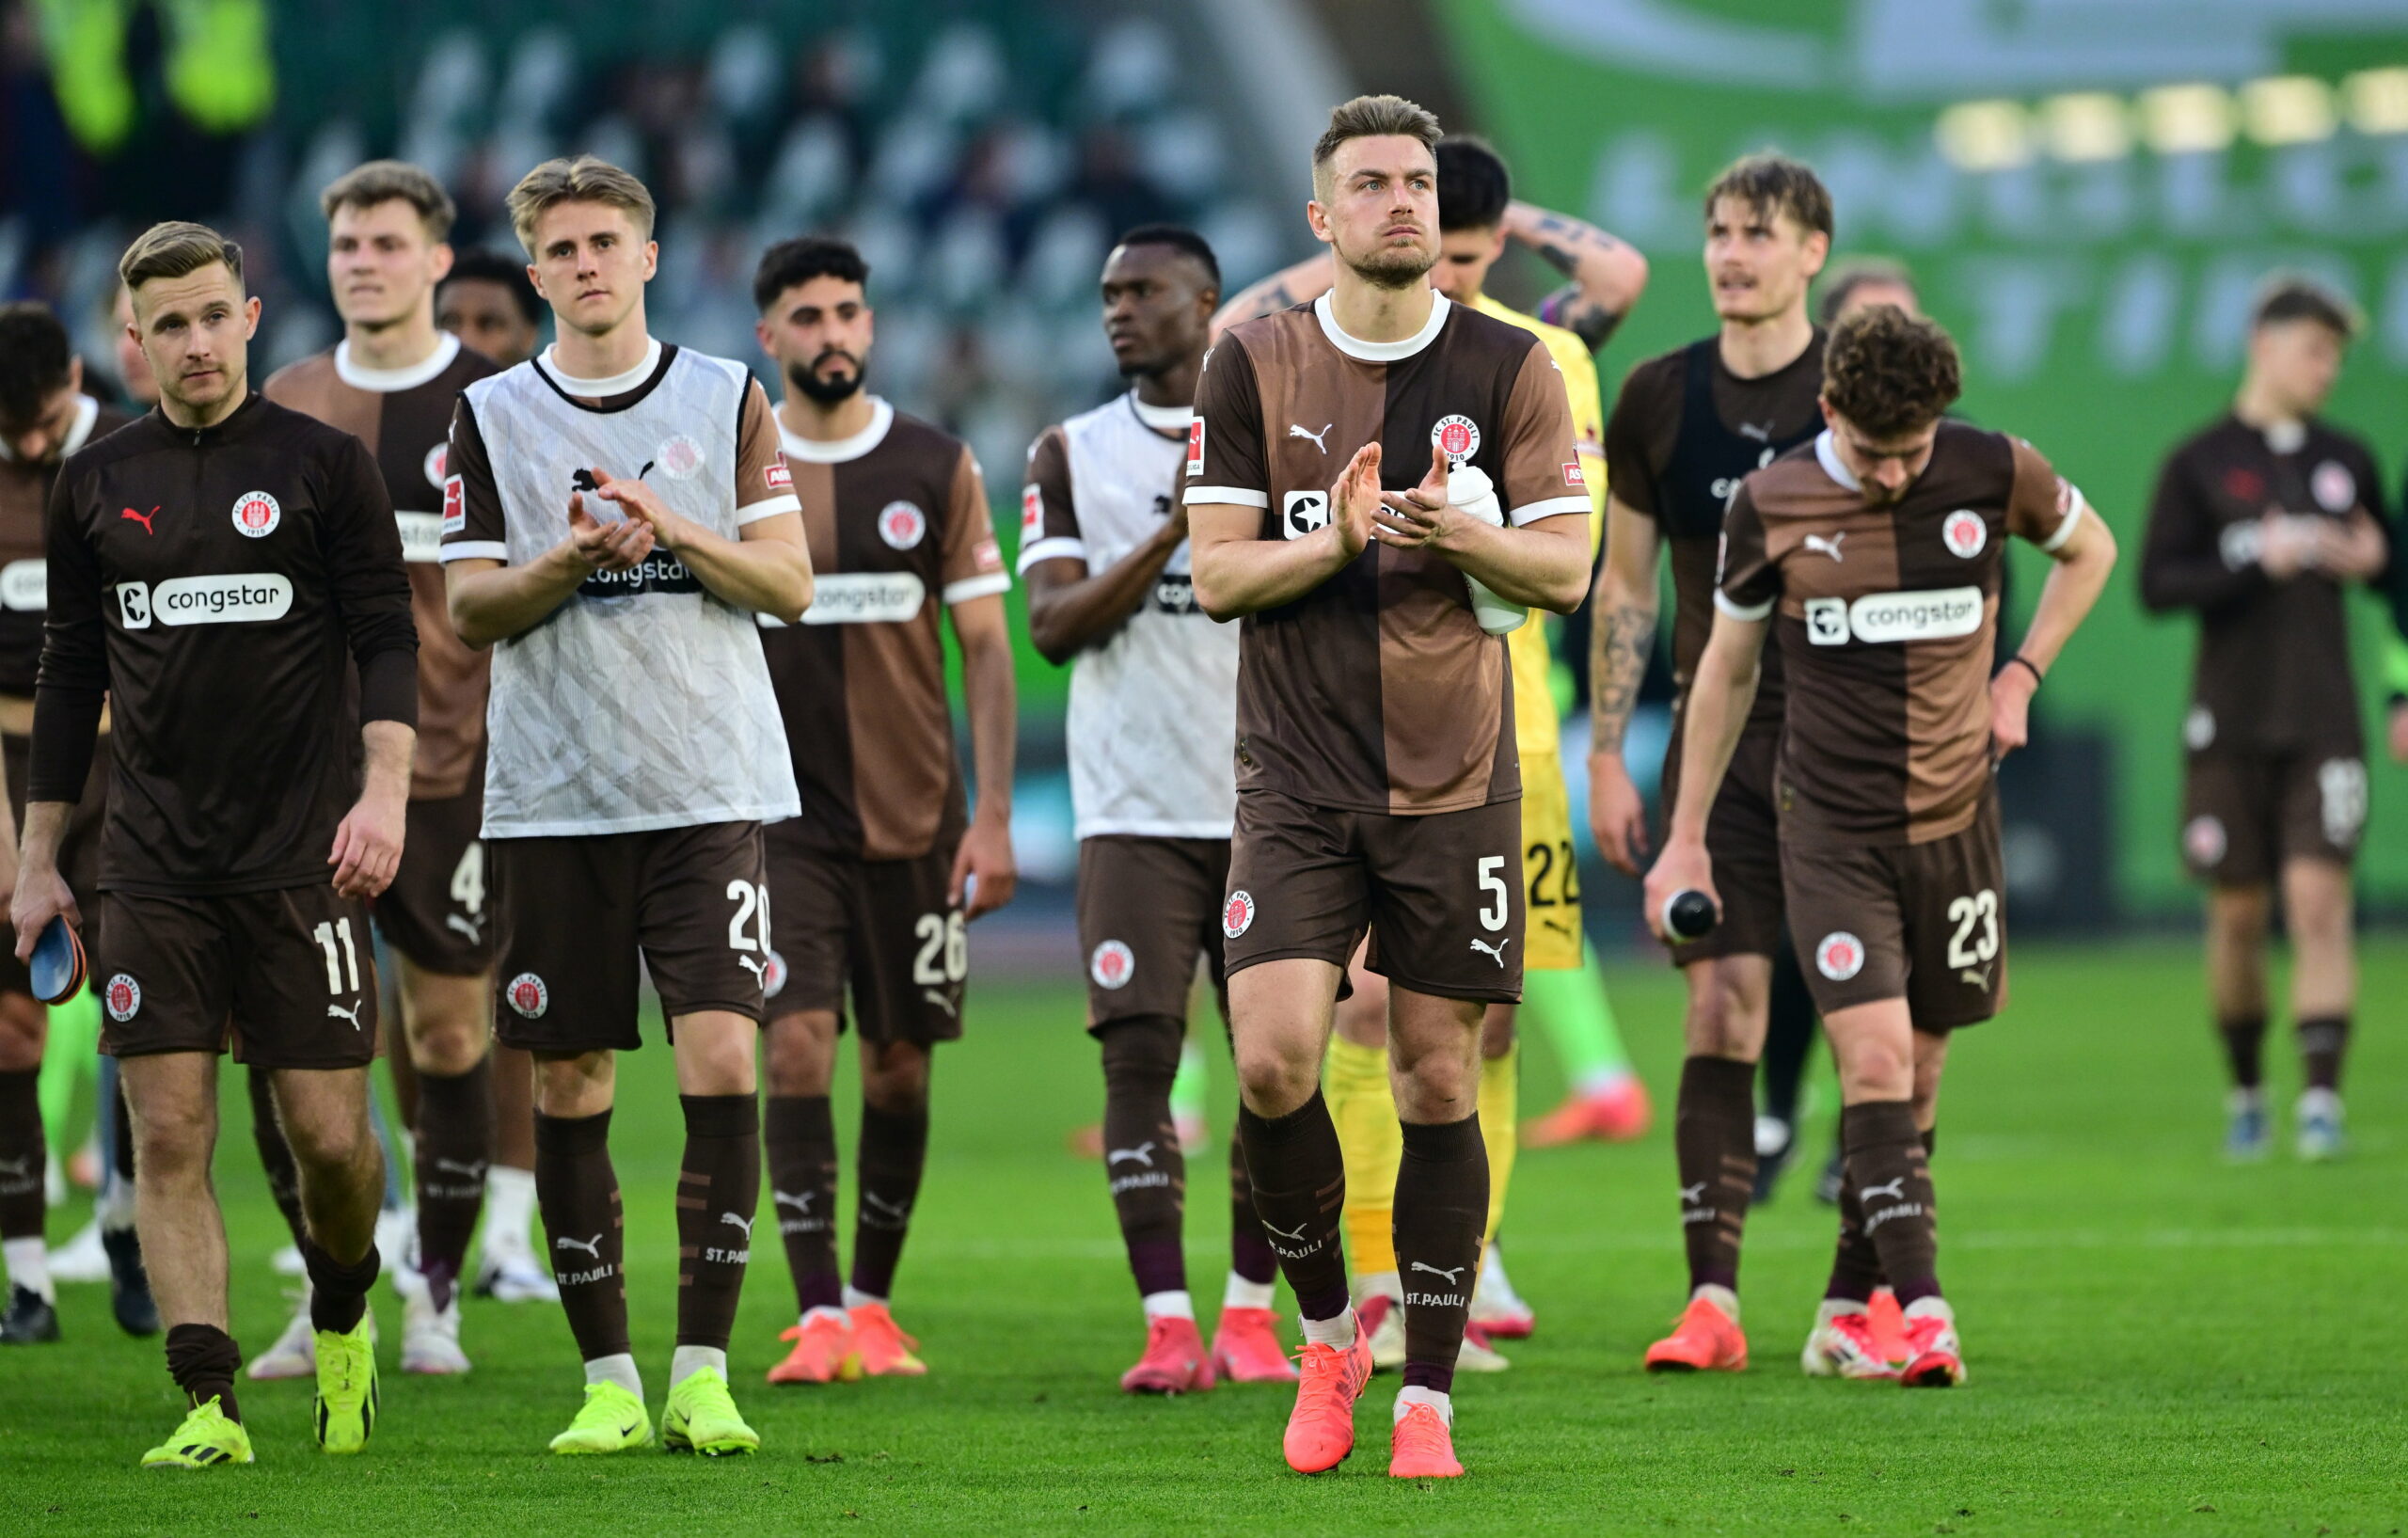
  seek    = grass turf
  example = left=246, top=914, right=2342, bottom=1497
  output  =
left=1, top=941, right=2403, bottom=1535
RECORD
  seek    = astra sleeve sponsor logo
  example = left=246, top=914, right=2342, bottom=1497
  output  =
left=115, top=575, right=294, bottom=628
left=1804, top=586, right=1984, bottom=645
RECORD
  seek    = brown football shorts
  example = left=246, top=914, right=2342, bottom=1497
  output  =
left=373, top=769, right=489, bottom=977
left=1075, top=835, right=1229, bottom=1032
left=1781, top=793, right=2006, bottom=1031
left=96, top=884, right=381, bottom=1070
left=488, top=820, right=768, bottom=1053
left=763, top=823, right=965, bottom=1046
left=2, top=730, right=108, bottom=998
left=1224, top=786, right=1525, bottom=1006
left=1659, top=714, right=1785, bottom=966
left=2180, top=748, right=2366, bottom=886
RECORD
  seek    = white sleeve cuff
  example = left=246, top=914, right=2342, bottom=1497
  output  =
left=1714, top=590, right=1774, bottom=622
left=1183, top=485, right=1270, bottom=509
left=437, top=540, right=509, bottom=564
left=736, top=494, right=802, bottom=526
left=2039, top=487, right=2087, bottom=553
left=1508, top=494, right=1592, bottom=528
left=1015, top=535, right=1087, bottom=575
left=943, top=572, right=1012, bottom=606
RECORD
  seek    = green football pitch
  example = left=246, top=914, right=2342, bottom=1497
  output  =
left=3, top=942, right=2402, bottom=1535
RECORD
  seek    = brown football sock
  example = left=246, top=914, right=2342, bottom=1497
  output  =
left=0, top=1070, right=44, bottom=1244
left=2298, top=1014, right=2349, bottom=1093
left=673, top=1095, right=758, bottom=1353
left=413, top=1060, right=493, bottom=1311
left=535, top=1108, right=629, bottom=1362
left=2218, top=1012, right=2267, bottom=1091
left=850, top=1102, right=927, bottom=1301
left=1827, top=1127, right=1937, bottom=1302
left=1674, top=1054, right=1757, bottom=1293
left=1237, top=1089, right=1349, bottom=1321
left=247, top=1067, right=310, bottom=1250
left=165, top=1323, right=243, bottom=1422
left=1840, top=1100, right=1940, bottom=1307
left=1228, top=1120, right=1277, bottom=1286
left=304, top=1238, right=381, bottom=1335
left=1393, top=1114, right=1487, bottom=1395
left=765, top=1094, right=841, bottom=1313
left=1100, top=1016, right=1187, bottom=1300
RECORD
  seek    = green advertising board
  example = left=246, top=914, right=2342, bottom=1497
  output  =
left=1440, top=0, right=2408, bottom=913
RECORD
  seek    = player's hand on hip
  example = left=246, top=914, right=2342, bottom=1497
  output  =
left=6, top=864, right=74, bottom=963
left=1988, top=663, right=2036, bottom=762
left=950, top=813, right=1018, bottom=921
left=1587, top=752, right=1650, bottom=877
left=1640, top=837, right=1716, bottom=944
left=1372, top=441, right=1454, bottom=550
left=568, top=490, right=657, bottom=573
left=590, top=467, right=697, bottom=550
left=1329, top=442, right=1381, bottom=560
left=328, top=791, right=406, bottom=900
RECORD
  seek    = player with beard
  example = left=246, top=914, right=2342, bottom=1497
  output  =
left=2140, top=277, right=2389, bottom=1161
left=1209, top=135, right=1649, bottom=1362
left=1647, top=305, right=2115, bottom=1385
left=438, top=249, right=544, bottom=369
left=433, top=246, right=552, bottom=1303
left=0, top=302, right=148, bottom=1346
left=750, top=236, right=1017, bottom=1387
left=1020, top=226, right=1294, bottom=1393
left=1188, top=96, right=1590, bottom=1479
left=259, top=161, right=504, bottom=1378
left=1587, top=154, right=1832, bottom=1373
left=443, top=158, right=809, bottom=1456
left=20, top=221, right=419, bottom=1467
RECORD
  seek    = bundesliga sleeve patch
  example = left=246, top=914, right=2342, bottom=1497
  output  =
left=1021, top=484, right=1042, bottom=537
left=1185, top=418, right=1206, bottom=477
left=441, top=474, right=465, bottom=535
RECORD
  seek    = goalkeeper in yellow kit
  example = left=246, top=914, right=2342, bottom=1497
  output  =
left=1212, top=135, right=1650, bottom=1358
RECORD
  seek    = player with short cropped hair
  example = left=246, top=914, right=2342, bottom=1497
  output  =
left=260, top=159, right=506, bottom=1377
left=1022, top=224, right=1295, bottom=1394
left=1647, top=305, right=2116, bottom=1386
left=438, top=249, right=544, bottom=368
left=748, top=234, right=1016, bottom=1387
left=2139, top=276, right=2389, bottom=1162
left=17, top=220, right=420, bottom=1466
left=1188, top=94, right=1591, bottom=1480
left=0, top=301, right=145, bottom=1346
left=442, top=156, right=811, bottom=1456
left=1590, top=152, right=1834, bottom=1372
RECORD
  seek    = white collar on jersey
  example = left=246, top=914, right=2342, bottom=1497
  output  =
left=1127, top=393, right=1192, bottom=432
left=542, top=337, right=663, bottom=398
left=780, top=395, right=895, bottom=463
left=1814, top=428, right=1861, bottom=492
left=334, top=331, right=461, bottom=393
left=0, top=394, right=100, bottom=465
left=1313, top=291, right=1450, bottom=363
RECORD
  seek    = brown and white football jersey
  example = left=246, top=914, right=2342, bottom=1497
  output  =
left=0, top=396, right=133, bottom=699
left=762, top=397, right=1008, bottom=862
left=265, top=334, right=499, bottom=799
left=1718, top=422, right=2085, bottom=845
left=1183, top=294, right=1587, bottom=816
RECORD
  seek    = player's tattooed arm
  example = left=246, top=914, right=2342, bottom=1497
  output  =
left=1641, top=610, right=1766, bottom=937
left=1209, top=255, right=1335, bottom=341
left=1503, top=201, right=1649, bottom=353
left=1587, top=497, right=1660, bottom=875
left=948, top=595, right=1019, bottom=919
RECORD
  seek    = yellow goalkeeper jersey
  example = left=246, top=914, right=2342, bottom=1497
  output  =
left=1472, top=293, right=1606, bottom=758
